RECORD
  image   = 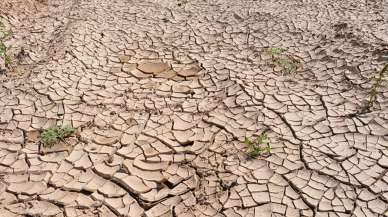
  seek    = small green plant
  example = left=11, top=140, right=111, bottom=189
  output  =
left=276, top=58, right=299, bottom=75
left=368, top=64, right=388, bottom=109
left=0, top=22, right=12, bottom=68
left=0, top=44, right=12, bottom=67
left=41, top=125, right=76, bottom=148
left=268, top=47, right=286, bottom=55
left=267, top=47, right=300, bottom=75
left=244, top=132, right=271, bottom=157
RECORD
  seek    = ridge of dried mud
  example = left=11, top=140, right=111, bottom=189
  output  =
left=0, top=0, right=387, bottom=216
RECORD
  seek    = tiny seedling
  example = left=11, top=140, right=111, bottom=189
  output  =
left=268, top=47, right=286, bottom=55
left=0, top=44, right=12, bottom=67
left=0, top=23, right=12, bottom=68
left=276, top=58, right=299, bottom=75
left=41, top=125, right=76, bottom=148
left=244, top=132, right=271, bottom=157
left=368, top=64, right=388, bottom=109
left=267, top=47, right=300, bottom=75
left=0, top=30, right=11, bottom=39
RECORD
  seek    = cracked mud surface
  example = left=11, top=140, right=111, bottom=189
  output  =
left=0, top=0, right=388, bottom=216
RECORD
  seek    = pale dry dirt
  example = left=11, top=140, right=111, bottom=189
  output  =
left=0, top=0, right=388, bottom=216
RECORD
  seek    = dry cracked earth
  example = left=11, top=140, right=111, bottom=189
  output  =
left=0, top=0, right=388, bottom=216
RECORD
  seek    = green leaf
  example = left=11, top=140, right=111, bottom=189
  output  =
left=0, top=43, right=6, bottom=55
left=41, top=125, right=75, bottom=148
left=244, top=137, right=252, bottom=145
left=269, top=47, right=286, bottom=55
left=256, top=132, right=267, bottom=144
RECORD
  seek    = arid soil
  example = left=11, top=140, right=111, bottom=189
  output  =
left=0, top=0, right=387, bottom=216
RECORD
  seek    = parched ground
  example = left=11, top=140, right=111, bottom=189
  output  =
left=0, top=0, right=387, bottom=216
